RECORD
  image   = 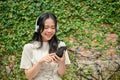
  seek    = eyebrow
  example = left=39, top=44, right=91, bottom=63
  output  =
left=44, top=24, right=55, bottom=27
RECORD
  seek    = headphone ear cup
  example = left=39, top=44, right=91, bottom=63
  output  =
left=35, top=25, right=39, bottom=32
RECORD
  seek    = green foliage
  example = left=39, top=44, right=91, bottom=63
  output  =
left=0, top=0, right=120, bottom=80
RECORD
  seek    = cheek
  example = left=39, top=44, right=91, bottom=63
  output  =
left=41, top=29, right=56, bottom=34
left=41, top=29, right=46, bottom=33
left=53, top=29, right=56, bottom=33
left=41, top=30, right=45, bottom=35
left=41, top=32, right=46, bottom=36
left=52, top=30, right=56, bottom=35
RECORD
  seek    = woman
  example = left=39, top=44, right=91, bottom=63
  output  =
left=20, top=13, right=71, bottom=80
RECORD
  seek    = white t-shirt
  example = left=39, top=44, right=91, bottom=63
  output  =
left=20, top=41, right=71, bottom=80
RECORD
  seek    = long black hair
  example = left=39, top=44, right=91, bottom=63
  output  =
left=32, top=13, right=59, bottom=53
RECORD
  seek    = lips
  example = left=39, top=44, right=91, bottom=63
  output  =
left=45, top=33, right=53, bottom=39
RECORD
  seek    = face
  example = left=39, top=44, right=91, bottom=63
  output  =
left=41, top=18, right=56, bottom=42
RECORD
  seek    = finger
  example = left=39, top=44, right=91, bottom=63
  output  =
left=63, top=50, right=66, bottom=54
left=62, top=51, right=66, bottom=58
left=46, top=58, right=52, bottom=63
left=44, top=56, right=53, bottom=62
left=49, top=53, right=56, bottom=55
left=49, top=54, right=57, bottom=61
left=48, top=56, right=54, bottom=61
left=51, top=55, right=59, bottom=63
left=55, top=54, right=61, bottom=60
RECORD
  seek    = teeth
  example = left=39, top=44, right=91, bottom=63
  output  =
left=46, top=34, right=52, bottom=37
left=46, top=34, right=51, bottom=36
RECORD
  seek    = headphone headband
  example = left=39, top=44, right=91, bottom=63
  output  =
left=35, top=16, right=40, bottom=32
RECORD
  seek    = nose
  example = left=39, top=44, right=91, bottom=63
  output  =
left=48, top=28, right=52, bottom=32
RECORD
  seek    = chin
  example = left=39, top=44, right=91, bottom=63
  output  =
left=48, top=38, right=52, bottom=40
left=46, top=37, right=52, bottom=41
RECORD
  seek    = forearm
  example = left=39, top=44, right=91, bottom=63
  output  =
left=57, top=62, right=66, bottom=77
left=24, top=61, right=43, bottom=80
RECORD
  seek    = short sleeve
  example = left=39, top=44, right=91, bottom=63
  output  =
left=64, top=50, right=71, bottom=65
left=20, top=43, right=33, bottom=69
left=58, top=41, right=71, bottom=65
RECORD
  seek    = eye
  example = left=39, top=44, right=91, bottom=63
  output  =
left=51, top=26, right=55, bottom=29
left=44, top=25, right=49, bottom=29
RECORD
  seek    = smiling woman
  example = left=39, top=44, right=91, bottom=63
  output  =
left=41, top=18, right=56, bottom=42
left=20, top=13, right=71, bottom=80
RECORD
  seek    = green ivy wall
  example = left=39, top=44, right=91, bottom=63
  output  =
left=0, top=0, right=120, bottom=80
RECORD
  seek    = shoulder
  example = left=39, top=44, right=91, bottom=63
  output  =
left=23, top=41, right=40, bottom=49
left=58, top=41, right=66, bottom=47
left=23, top=43, right=33, bottom=50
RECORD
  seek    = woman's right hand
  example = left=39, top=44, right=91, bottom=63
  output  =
left=24, top=53, right=56, bottom=80
left=39, top=53, right=56, bottom=63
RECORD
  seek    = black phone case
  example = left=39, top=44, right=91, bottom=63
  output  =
left=56, top=46, right=67, bottom=57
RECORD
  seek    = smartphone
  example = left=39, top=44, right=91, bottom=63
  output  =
left=56, top=46, right=67, bottom=57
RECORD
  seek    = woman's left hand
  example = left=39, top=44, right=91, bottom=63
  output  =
left=54, top=51, right=66, bottom=76
left=53, top=51, right=66, bottom=64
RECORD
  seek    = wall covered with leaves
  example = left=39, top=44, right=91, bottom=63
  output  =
left=0, top=0, right=120, bottom=80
